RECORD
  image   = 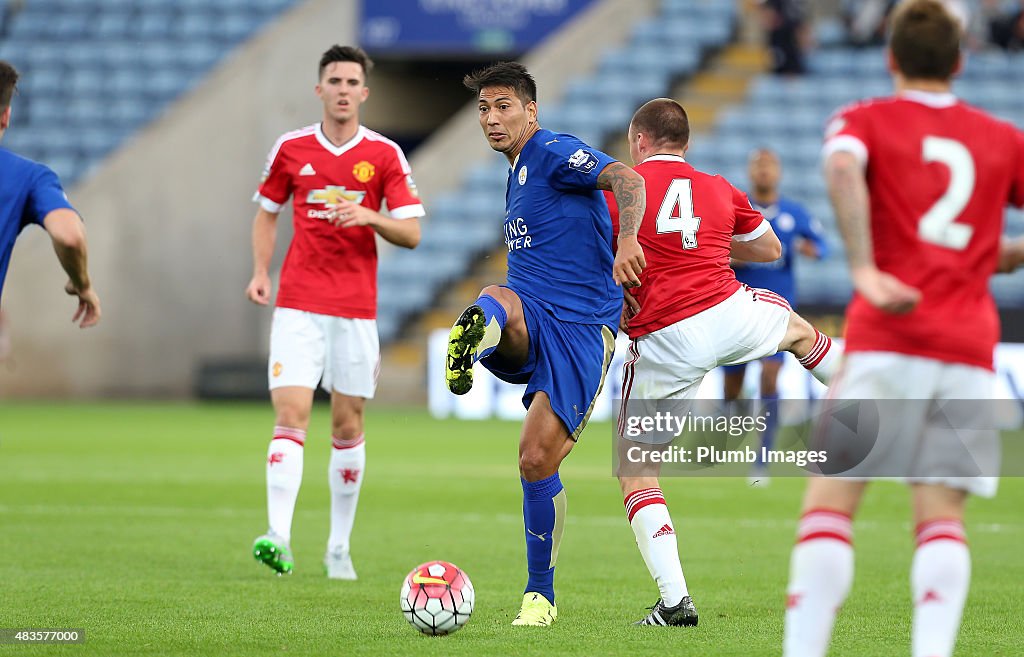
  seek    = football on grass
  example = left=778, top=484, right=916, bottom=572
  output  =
left=399, top=560, right=474, bottom=635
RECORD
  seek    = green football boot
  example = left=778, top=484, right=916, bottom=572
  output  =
left=252, top=532, right=293, bottom=575
left=445, top=304, right=487, bottom=395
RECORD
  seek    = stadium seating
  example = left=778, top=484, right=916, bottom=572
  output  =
left=692, top=46, right=1024, bottom=306
left=375, top=0, right=739, bottom=342
left=0, top=0, right=296, bottom=184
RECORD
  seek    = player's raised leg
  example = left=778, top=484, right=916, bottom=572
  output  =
left=325, top=392, right=366, bottom=580
left=513, top=391, right=574, bottom=627
left=777, top=311, right=841, bottom=385
left=783, top=478, right=866, bottom=657
left=446, top=285, right=526, bottom=395
left=910, top=483, right=970, bottom=657
left=254, top=385, right=313, bottom=575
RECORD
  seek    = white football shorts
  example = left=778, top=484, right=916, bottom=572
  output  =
left=268, top=307, right=379, bottom=398
left=622, top=285, right=791, bottom=403
left=821, top=351, right=999, bottom=497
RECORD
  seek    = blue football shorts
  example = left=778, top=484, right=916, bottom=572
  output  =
left=482, top=292, right=615, bottom=440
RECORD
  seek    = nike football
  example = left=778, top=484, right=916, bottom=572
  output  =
left=400, top=560, right=474, bottom=635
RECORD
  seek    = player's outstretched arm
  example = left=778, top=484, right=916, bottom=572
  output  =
left=598, top=162, right=646, bottom=288
left=330, top=199, right=421, bottom=249
left=246, top=207, right=279, bottom=306
left=42, top=208, right=101, bottom=328
left=826, top=151, right=920, bottom=314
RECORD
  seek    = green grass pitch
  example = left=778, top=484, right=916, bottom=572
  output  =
left=0, top=402, right=1021, bottom=656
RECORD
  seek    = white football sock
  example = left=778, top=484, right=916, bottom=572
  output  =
left=266, top=426, right=305, bottom=542
left=328, top=435, right=366, bottom=553
left=783, top=509, right=854, bottom=657
left=624, top=488, right=688, bottom=606
left=798, top=329, right=841, bottom=385
left=912, top=520, right=970, bottom=657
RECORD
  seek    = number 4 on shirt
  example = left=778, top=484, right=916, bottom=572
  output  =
left=656, top=178, right=702, bottom=250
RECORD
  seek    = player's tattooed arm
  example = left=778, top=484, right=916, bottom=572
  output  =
left=825, top=152, right=872, bottom=270
left=597, top=162, right=647, bottom=288
left=597, top=162, right=645, bottom=237
left=826, top=151, right=920, bottom=314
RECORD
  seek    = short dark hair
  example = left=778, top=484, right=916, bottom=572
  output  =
left=629, top=98, right=689, bottom=149
left=748, top=147, right=780, bottom=163
left=889, top=0, right=961, bottom=81
left=318, top=45, right=373, bottom=80
left=0, top=60, right=18, bottom=109
left=463, top=61, right=537, bottom=105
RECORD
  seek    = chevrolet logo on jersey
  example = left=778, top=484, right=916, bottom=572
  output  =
left=306, top=186, right=366, bottom=206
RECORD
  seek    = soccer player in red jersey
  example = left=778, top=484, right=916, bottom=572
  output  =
left=607, top=98, right=840, bottom=626
left=245, top=45, right=423, bottom=579
left=783, top=2, right=1024, bottom=656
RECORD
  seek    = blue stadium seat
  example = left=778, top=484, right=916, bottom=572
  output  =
left=107, top=99, right=150, bottom=127
left=92, top=13, right=132, bottom=39
left=176, top=13, right=218, bottom=40
left=180, top=42, right=222, bottom=72
left=79, top=128, right=122, bottom=159
left=2, top=0, right=299, bottom=189
left=222, top=13, right=265, bottom=42
left=8, top=12, right=53, bottom=39
left=137, top=12, right=176, bottom=39
left=51, top=13, right=93, bottom=40
left=69, top=69, right=107, bottom=98
left=98, top=41, right=142, bottom=69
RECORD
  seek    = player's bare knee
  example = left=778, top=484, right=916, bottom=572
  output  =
left=479, top=285, right=515, bottom=316
left=911, top=483, right=967, bottom=526
left=273, top=404, right=311, bottom=431
left=331, top=408, right=365, bottom=440
left=778, top=311, right=816, bottom=354
left=518, top=445, right=557, bottom=481
left=331, top=417, right=363, bottom=441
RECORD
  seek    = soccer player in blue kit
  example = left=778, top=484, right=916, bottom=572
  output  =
left=445, top=62, right=647, bottom=626
left=0, top=61, right=100, bottom=328
left=722, top=148, right=827, bottom=484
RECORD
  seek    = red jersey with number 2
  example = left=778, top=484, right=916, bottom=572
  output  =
left=607, top=155, right=768, bottom=339
left=823, top=92, right=1024, bottom=370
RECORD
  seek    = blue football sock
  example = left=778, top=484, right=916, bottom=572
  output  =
left=521, top=473, right=566, bottom=604
left=757, top=392, right=779, bottom=465
left=472, top=294, right=507, bottom=362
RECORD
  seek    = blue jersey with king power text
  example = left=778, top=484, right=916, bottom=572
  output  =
left=732, top=196, right=828, bottom=305
left=0, top=148, right=74, bottom=299
left=504, top=129, right=619, bottom=326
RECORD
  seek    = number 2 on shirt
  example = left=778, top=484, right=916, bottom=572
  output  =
left=919, top=136, right=975, bottom=251
left=656, top=178, right=702, bottom=250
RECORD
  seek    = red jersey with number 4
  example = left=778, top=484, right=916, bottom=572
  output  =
left=254, top=123, right=424, bottom=318
left=607, top=155, right=769, bottom=339
left=823, top=92, right=1024, bottom=370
